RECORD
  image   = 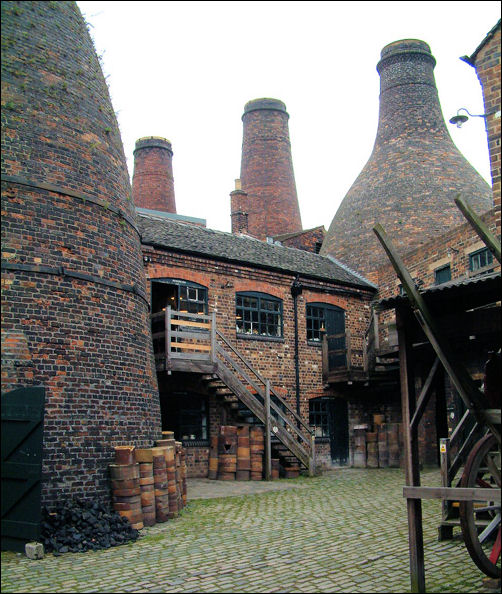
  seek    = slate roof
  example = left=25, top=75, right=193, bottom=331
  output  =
left=138, top=213, right=376, bottom=290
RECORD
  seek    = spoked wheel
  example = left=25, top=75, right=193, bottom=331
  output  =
left=459, top=433, right=501, bottom=578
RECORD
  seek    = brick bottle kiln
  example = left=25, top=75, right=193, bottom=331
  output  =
left=132, top=136, right=177, bottom=213
left=322, top=39, right=493, bottom=279
left=1, top=1, right=161, bottom=507
left=233, top=98, right=303, bottom=239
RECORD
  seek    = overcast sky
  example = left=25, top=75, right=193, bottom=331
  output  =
left=77, top=1, right=500, bottom=233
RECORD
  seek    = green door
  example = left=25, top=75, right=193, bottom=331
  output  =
left=1, top=387, right=45, bottom=552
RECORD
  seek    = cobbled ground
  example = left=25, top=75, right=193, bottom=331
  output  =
left=0, top=468, right=494, bottom=593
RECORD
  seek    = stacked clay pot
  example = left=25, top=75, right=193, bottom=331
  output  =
left=110, top=446, right=144, bottom=529
left=134, top=448, right=156, bottom=526
left=249, top=426, right=264, bottom=480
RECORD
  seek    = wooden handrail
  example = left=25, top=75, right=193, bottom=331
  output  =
left=216, top=330, right=313, bottom=436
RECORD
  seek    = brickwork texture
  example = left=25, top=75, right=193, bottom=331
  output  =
left=1, top=1, right=161, bottom=508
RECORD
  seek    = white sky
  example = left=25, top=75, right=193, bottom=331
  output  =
left=77, top=1, right=500, bottom=233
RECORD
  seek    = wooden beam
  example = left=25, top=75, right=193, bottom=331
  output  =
left=264, top=380, right=272, bottom=481
left=404, top=486, right=501, bottom=503
left=397, top=307, right=426, bottom=594
left=410, top=357, right=440, bottom=432
left=454, top=196, right=501, bottom=263
left=373, top=224, right=497, bottom=442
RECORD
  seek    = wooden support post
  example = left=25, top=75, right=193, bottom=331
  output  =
left=165, top=306, right=172, bottom=371
left=309, top=433, right=316, bottom=477
left=264, top=380, right=272, bottom=481
left=211, top=311, right=217, bottom=363
left=438, top=438, right=453, bottom=541
left=397, top=307, right=426, bottom=593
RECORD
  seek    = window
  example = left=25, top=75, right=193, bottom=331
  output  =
left=306, top=304, right=327, bottom=342
left=236, top=292, right=282, bottom=338
left=309, top=399, right=329, bottom=437
left=306, top=303, right=345, bottom=343
left=434, top=264, right=451, bottom=285
left=164, top=392, right=208, bottom=442
left=179, top=285, right=207, bottom=314
left=469, top=248, right=493, bottom=273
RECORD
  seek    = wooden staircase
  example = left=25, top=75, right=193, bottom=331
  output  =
left=151, top=307, right=316, bottom=476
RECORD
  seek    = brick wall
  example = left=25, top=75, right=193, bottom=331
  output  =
left=275, top=227, right=326, bottom=254
left=143, top=246, right=375, bottom=473
left=472, top=23, right=501, bottom=211
left=1, top=1, right=161, bottom=508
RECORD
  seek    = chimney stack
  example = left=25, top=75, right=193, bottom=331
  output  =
left=322, top=39, right=492, bottom=276
left=132, top=136, right=176, bottom=213
left=239, top=98, right=302, bottom=240
left=230, top=178, right=249, bottom=234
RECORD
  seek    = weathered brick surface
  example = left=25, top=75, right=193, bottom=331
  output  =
left=132, top=137, right=177, bottom=213
left=1, top=1, right=161, bottom=507
left=239, top=99, right=303, bottom=240
left=144, top=247, right=374, bottom=474
left=322, top=39, right=493, bottom=278
left=274, top=226, right=326, bottom=253
left=468, top=22, right=501, bottom=212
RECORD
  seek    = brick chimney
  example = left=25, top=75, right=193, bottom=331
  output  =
left=239, top=98, right=302, bottom=240
left=230, top=178, right=249, bottom=234
left=322, top=39, right=493, bottom=275
left=132, top=136, right=176, bottom=213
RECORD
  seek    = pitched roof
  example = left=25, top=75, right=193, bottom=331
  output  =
left=461, top=19, right=501, bottom=66
left=138, top=213, right=376, bottom=290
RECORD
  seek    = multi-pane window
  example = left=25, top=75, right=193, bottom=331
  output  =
left=236, top=293, right=282, bottom=338
left=306, top=304, right=326, bottom=342
left=179, top=285, right=207, bottom=314
left=434, top=264, right=451, bottom=286
left=309, top=399, right=329, bottom=437
left=164, top=392, right=208, bottom=441
left=469, top=248, right=493, bottom=273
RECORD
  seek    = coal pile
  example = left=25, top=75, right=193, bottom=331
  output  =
left=41, top=499, right=139, bottom=555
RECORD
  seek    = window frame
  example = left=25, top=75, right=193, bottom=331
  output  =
left=235, top=292, right=283, bottom=339
left=306, top=302, right=345, bottom=344
left=468, top=247, right=494, bottom=274
left=309, top=398, right=330, bottom=438
left=434, top=264, right=451, bottom=286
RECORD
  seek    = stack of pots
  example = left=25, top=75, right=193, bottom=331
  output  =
left=134, top=448, right=156, bottom=526
left=156, top=433, right=179, bottom=518
left=218, top=425, right=238, bottom=480
left=236, top=425, right=251, bottom=481
left=249, top=426, right=264, bottom=480
left=152, top=446, right=170, bottom=522
left=208, top=435, right=219, bottom=480
left=109, top=446, right=144, bottom=530
left=353, top=427, right=367, bottom=468
left=175, top=441, right=184, bottom=510
left=366, top=430, right=379, bottom=468
left=387, top=423, right=401, bottom=467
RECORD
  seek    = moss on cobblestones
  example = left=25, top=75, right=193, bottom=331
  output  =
left=0, top=469, right=490, bottom=593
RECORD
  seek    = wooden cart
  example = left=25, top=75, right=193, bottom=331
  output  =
left=374, top=197, right=501, bottom=592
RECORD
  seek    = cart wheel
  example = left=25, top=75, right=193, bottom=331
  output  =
left=459, top=433, right=501, bottom=578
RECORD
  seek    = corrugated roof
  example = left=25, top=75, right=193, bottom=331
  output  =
left=138, top=214, right=376, bottom=289
left=378, top=271, right=501, bottom=310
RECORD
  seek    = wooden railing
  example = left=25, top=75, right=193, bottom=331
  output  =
left=151, top=307, right=316, bottom=474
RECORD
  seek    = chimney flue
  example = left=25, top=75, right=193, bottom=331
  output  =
left=132, top=136, right=176, bottom=213
left=239, top=98, right=302, bottom=240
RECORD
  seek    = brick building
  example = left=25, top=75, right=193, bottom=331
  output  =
left=137, top=209, right=376, bottom=474
left=1, top=1, right=499, bottom=522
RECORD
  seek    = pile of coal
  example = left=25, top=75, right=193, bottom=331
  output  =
left=40, top=498, right=139, bottom=555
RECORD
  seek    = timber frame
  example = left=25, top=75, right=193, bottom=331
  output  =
left=374, top=207, right=501, bottom=593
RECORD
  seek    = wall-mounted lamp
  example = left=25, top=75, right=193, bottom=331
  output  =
left=143, top=255, right=152, bottom=264
left=449, top=107, right=498, bottom=128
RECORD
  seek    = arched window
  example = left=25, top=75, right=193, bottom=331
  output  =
left=236, top=292, right=283, bottom=338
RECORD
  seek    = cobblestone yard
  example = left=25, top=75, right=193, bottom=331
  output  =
left=0, top=468, right=493, bottom=593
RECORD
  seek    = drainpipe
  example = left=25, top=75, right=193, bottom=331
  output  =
left=290, top=275, right=303, bottom=419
